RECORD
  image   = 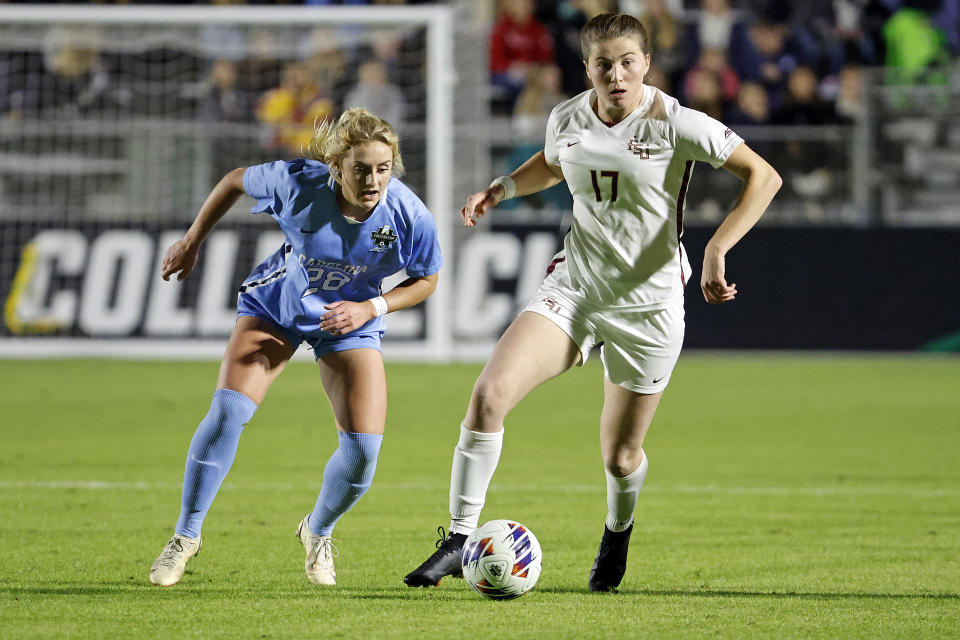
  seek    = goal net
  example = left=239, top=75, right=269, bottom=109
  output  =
left=0, top=5, right=454, bottom=359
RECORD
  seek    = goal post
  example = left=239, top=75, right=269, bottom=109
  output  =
left=0, top=4, right=454, bottom=360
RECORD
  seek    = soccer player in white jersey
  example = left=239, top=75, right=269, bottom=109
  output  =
left=405, top=13, right=780, bottom=591
left=148, top=108, right=442, bottom=587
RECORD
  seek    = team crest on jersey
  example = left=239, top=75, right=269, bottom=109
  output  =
left=627, top=138, right=650, bottom=158
left=369, top=225, right=398, bottom=252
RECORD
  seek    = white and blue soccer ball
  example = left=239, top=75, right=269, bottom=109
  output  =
left=461, top=519, right=542, bottom=600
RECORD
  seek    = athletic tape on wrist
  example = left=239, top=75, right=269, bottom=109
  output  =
left=490, top=175, right=516, bottom=200
left=370, top=296, right=389, bottom=317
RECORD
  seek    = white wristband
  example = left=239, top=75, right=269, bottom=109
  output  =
left=490, top=175, right=516, bottom=200
left=370, top=296, right=389, bottom=317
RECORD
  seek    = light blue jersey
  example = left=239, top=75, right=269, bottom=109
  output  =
left=237, top=159, right=442, bottom=355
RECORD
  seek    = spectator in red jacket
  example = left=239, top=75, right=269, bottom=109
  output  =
left=683, top=46, right=740, bottom=109
left=489, top=0, right=555, bottom=113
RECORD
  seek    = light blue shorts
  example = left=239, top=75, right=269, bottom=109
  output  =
left=237, top=282, right=383, bottom=360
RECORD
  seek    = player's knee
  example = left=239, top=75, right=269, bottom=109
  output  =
left=204, top=389, right=258, bottom=428
left=187, top=390, right=257, bottom=462
left=603, top=447, right=644, bottom=478
left=471, top=376, right=512, bottom=422
left=333, top=432, right=383, bottom=485
left=335, top=411, right=385, bottom=434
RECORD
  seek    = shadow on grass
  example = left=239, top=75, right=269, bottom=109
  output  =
left=535, top=586, right=960, bottom=601
left=0, top=581, right=472, bottom=601
left=6, top=583, right=957, bottom=602
left=3, top=581, right=156, bottom=596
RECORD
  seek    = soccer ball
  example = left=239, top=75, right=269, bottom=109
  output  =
left=461, top=519, right=542, bottom=600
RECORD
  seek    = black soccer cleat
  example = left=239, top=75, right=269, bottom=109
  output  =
left=404, top=526, right=467, bottom=587
left=588, top=523, right=634, bottom=592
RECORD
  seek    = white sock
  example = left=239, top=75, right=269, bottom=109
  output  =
left=449, top=423, right=503, bottom=535
left=604, top=450, right=649, bottom=532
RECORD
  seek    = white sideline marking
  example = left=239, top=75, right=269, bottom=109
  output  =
left=0, top=480, right=956, bottom=498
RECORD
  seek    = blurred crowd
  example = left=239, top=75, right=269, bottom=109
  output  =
left=2, top=0, right=957, bottom=141
left=486, top=0, right=959, bottom=219
left=492, top=0, right=959, bottom=123
left=0, top=0, right=431, bottom=160
left=0, top=0, right=957, bottom=220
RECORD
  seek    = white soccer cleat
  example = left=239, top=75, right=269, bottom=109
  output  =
left=296, top=515, right=338, bottom=586
left=149, top=534, right=202, bottom=587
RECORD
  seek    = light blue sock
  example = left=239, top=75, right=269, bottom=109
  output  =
left=175, top=389, right=258, bottom=538
left=307, top=432, right=383, bottom=536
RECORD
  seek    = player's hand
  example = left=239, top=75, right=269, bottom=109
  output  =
left=701, top=249, right=737, bottom=304
left=320, top=300, right=376, bottom=336
left=461, top=186, right=504, bottom=228
left=160, top=238, right=200, bottom=281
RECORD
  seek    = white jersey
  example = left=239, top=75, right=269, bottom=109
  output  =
left=544, top=86, right=743, bottom=310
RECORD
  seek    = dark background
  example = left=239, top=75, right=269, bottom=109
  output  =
left=681, top=227, right=960, bottom=350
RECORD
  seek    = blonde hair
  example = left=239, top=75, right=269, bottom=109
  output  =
left=306, top=107, right=405, bottom=177
left=580, top=13, right=651, bottom=60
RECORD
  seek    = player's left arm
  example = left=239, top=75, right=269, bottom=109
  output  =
left=701, top=142, right=782, bottom=305
left=320, top=273, right=439, bottom=336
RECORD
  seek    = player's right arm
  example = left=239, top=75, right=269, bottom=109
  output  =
left=461, top=150, right=564, bottom=228
left=161, top=167, right=247, bottom=281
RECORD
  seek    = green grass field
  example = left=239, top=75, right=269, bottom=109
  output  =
left=1, top=354, right=958, bottom=639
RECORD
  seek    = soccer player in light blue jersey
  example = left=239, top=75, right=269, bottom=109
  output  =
left=149, top=108, right=442, bottom=587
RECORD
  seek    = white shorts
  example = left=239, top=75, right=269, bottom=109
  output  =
left=521, top=256, right=685, bottom=394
